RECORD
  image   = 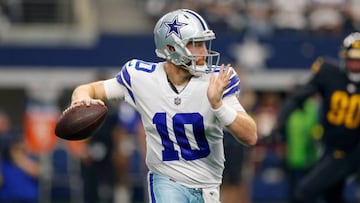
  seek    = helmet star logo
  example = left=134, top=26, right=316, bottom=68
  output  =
left=164, top=17, right=188, bottom=39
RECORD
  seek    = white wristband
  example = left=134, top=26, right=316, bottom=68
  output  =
left=212, top=103, right=237, bottom=126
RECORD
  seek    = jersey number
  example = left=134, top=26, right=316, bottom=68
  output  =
left=153, top=113, right=210, bottom=161
left=327, top=91, right=360, bottom=129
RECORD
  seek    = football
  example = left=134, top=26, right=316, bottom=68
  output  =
left=55, top=103, right=108, bottom=140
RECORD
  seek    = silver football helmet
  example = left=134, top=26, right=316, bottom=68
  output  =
left=154, top=9, right=220, bottom=75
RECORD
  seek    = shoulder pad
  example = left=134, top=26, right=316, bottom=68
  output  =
left=123, top=59, right=158, bottom=73
left=124, top=59, right=140, bottom=69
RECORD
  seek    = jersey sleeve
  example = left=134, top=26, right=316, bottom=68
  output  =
left=103, top=78, right=126, bottom=100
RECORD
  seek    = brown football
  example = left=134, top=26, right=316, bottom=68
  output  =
left=55, top=103, right=108, bottom=140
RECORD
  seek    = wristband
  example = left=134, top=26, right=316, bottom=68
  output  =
left=211, top=103, right=237, bottom=126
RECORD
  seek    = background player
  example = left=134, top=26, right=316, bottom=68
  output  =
left=271, top=32, right=360, bottom=203
left=68, top=8, right=257, bottom=203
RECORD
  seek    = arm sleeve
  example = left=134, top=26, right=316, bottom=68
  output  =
left=223, top=95, right=245, bottom=112
left=103, top=78, right=126, bottom=100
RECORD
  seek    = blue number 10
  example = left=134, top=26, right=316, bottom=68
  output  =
left=153, top=112, right=210, bottom=161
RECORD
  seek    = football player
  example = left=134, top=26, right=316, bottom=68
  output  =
left=69, top=9, right=257, bottom=203
left=272, top=32, right=360, bottom=203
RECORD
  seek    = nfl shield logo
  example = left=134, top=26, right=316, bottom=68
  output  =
left=174, top=97, right=181, bottom=105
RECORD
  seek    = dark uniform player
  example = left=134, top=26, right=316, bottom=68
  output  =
left=272, top=32, right=360, bottom=203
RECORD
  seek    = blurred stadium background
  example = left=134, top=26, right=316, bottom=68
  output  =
left=0, top=0, right=359, bottom=203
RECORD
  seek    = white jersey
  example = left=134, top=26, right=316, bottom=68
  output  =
left=112, top=59, right=241, bottom=188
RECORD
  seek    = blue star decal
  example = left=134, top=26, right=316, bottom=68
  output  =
left=164, top=17, right=188, bottom=39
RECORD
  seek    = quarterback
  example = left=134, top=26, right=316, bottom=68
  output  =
left=70, top=9, right=257, bottom=203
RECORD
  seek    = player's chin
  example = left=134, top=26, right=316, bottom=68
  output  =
left=197, top=63, right=206, bottom=67
left=196, top=58, right=206, bottom=66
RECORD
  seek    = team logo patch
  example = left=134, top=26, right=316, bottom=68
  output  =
left=174, top=97, right=181, bottom=105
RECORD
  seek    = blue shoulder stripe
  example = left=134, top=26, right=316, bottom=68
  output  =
left=223, top=70, right=240, bottom=98
left=223, top=84, right=240, bottom=98
left=116, top=64, right=136, bottom=104
left=119, top=65, right=131, bottom=86
left=229, top=73, right=240, bottom=85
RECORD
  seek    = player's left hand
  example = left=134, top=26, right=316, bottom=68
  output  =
left=207, top=64, right=232, bottom=109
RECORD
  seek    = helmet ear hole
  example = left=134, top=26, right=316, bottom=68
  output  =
left=166, top=45, right=175, bottom=52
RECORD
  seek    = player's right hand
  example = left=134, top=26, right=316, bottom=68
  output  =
left=71, top=98, right=105, bottom=107
left=207, top=64, right=232, bottom=109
